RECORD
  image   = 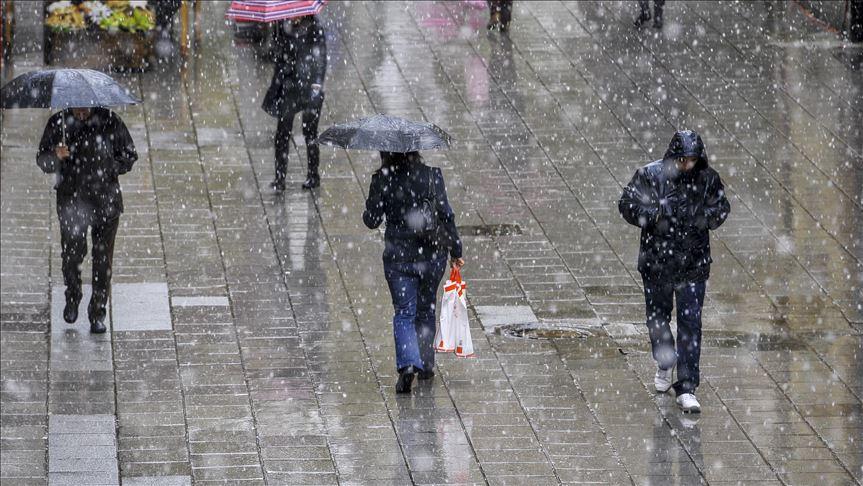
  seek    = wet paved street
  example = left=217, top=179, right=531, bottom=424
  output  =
left=2, top=1, right=862, bottom=485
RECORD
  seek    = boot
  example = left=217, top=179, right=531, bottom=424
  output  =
left=63, top=295, right=80, bottom=324
left=271, top=179, right=286, bottom=192
left=395, top=366, right=415, bottom=393
left=301, top=173, right=320, bottom=190
left=63, top=291, right=81, bottom=324
left=90, top=319, right=107, bottom=334
left=417, top=369, right=435, bottom=380
left=634, top=11, right=651, bottom=27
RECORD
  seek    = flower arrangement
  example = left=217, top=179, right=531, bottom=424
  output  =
left=46, top=0, right=155, bottom=32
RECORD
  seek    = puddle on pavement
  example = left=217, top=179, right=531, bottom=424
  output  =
left=496, top=321, right=595, bottom=339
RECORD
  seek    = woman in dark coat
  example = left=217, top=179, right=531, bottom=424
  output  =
left=262, top=14, right=327, bottom=191
left=618, top=130, right=729, bottom=413
left=37, top=107, right=137, bottom=333
left=363, top=152, right=464, bottom=393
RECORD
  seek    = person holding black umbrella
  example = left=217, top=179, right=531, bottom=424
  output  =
left=262, top=13, right=327, bottom=191
left=2, top=68, right=140, bottom=334
left=317, top=114, right=464, bottom=393
left=37, top=107, right=137, bottom=333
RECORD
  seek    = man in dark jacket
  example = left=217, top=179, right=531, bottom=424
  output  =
left=363, top=152, right=464, bottom=394
left=618, top=130, right=730, bottom=413
left=38, top=107, right=137, bottom=333
left=262, top=14, right=327, bottom=191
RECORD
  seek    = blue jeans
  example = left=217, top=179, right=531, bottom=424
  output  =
left=384, top=258, right=447, bottom=372
left=643, top=279, right=706, bottom=395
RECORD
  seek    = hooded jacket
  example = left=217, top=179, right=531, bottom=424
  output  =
left=262, top=15, right=327, bottom=117
left=618, top=130, right=730, bottom=283
left=37, top=108, right=137, bottom=222
left=363, top=154, right=462, bottom=264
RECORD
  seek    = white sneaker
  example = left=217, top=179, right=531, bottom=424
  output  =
left=654, top=367, right=673, bottom=393
left=676, top=393, right=701, bottom=413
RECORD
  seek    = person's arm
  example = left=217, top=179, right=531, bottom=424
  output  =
left=703, top=172, right=730, bottom=230
left=434, top=168, right=462, bottom=260
left=618, top=167, right=658, bottom=228
left=110, top=113, right=138, bottom=174
left=36, top=114, right=63, bottom=173
left=310, top=25, right=327, bottom=89
left=363, top=173, right=385, bottom=229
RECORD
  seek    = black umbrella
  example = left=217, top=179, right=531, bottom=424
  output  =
left=1, top=68, right=140, bottom=145
left=316, top=114, right=452, bottom=152
left=0, top=68, right=140, bottom=110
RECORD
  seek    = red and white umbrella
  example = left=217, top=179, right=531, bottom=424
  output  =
left=226, top=0, right=327, bottom=23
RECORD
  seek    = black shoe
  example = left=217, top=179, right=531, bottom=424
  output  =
left=63, top=297, right=80, bottom=324
left=417, top=369, right=435, bottom=380
left=301, top=175, right=320, bottom=190
left=634, top=13, right=651, bottom=27
left=395, top=366, right=415, bottom=394
left=652, top=17, right=663, bottom=29
left=271, top=179, right=286, bottom=192
left=90, top=319, right=107, bottom=334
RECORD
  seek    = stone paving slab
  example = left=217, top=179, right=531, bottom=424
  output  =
left=3, top=0, right=863, bottom=485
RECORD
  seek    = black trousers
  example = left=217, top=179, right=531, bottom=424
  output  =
left=643, top=279, right=705, bottom=395
left=638, top=0, right=665, bottom=19
left=274, top=105, right=321, bottom=182
left=60, top=209, right=119, bottom=324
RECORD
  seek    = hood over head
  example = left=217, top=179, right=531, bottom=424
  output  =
left=663, top=130, right=708, bottom=170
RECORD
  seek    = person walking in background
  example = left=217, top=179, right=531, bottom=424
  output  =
left=487, top=0, right=513, bottom=31
left=634, top=0, right=665, bottom=29
left=363, top=151, right=464, bottom=394
left=37, top=107, right=138, bottom=333
left=262, top=14, right=327, bottom=191
left=618, top=130, right=730, bottom=413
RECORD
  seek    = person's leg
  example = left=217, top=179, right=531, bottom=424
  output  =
left=653, top=0, right=665, bottom=28
left=643, top=278, right=675, bottom=369
left=301, top=105, right=321, bottom=189
left=415, top=258, right=447, bottom=376
left=59, top=206, right=87, bottom=323
left=673, top=281, right=706, bottom=395
left=634, top=0, right=651, bottom=27
left=384, top=261, right=423, bottom=372
left=88, top=217, right=119, bottom=332
left=499, top=0, right=513, bottom=29
left=273, top=110, right=296, bottom=190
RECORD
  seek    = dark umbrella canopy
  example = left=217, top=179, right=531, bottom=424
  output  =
left=316, top=114, right=452, bottom=152
left=1, top=69, right=140, bottom=109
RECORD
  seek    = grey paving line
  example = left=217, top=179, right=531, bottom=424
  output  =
left=134, top=72, right=195, bottom=484
left=225, top=65, right=341, bottom=485
left=175, top=53, right=269, bottom=484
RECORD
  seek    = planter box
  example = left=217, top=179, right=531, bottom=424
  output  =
left=44, top=28, right=154, bottom=71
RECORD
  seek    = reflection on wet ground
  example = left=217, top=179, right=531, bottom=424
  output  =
left=1, top=1, right=861, bottom=484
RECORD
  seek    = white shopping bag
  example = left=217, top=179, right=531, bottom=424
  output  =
left=434, top=268, right=474, bottom=357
